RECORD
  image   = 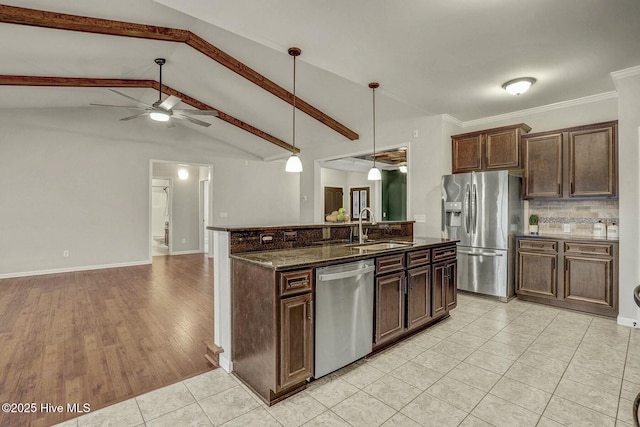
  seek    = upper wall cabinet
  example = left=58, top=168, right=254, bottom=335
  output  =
left=451, top=123, right=531, bottom=174
left=522, top=121, right=618, bottom=199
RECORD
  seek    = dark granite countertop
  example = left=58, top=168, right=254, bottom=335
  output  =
left=207, top=220, right=414, bottom=232
left=230, top=237, right=457, bottom=270
left=516, top=233, right=619, bottom=243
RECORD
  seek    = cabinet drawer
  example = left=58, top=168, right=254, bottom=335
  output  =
left=518, top=239, right=558, bottom=252
left=376, top=254, right=405, bottom=275
left=279, top=269, right=313, bottom=297
left=432, top=245, right=457, bottom=262
left=564, top=242, right=613, bottom=256
left=407, top=249, right=430, bottom=268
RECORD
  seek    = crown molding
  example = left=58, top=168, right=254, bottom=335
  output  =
left=462, top=91, right=618, bottom=129
left=610, top=65, right=640, bottom=89
left=441, top=114, right=463, bottom=127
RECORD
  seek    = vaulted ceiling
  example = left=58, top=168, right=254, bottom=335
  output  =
left=2, top=0, right=640, bottom=161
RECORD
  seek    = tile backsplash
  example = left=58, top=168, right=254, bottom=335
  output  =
left=529, top=199, right=619, bottom=236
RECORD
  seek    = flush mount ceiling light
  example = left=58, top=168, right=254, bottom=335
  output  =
left=367, top=82, right=382, bottom=181
left=285, top=47, right=303, bottom=173
left=502, top=77, right=536, bottom=95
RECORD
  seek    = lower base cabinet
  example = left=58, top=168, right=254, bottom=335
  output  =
left=516, top=238, right=618, bottom=317
left=374, top=243, right=457, bottom=349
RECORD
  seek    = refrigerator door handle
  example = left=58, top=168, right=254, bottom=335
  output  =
left=471, top=184, right=478, bottom=234
left=458, top=250, right=504, bottom=257
left=441, top=198, right=445, bottom=233
left=464, top=184, right=471, bottom=233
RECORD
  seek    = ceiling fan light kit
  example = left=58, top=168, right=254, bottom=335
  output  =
left=285, top=47, right=303, bottom=173
left=368, top=82, right=382, bottom=181
left=90, top=58, right=218, bottom=127
left=502, top=77, right=536, bottom=95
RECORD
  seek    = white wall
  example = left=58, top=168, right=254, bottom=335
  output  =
left=209, top=158, right=299, bottom=227
left=613, top=70, right=640, bottom=325
left=0, top=108, right=299, bottom=277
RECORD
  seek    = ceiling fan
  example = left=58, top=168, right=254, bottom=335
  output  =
left=91, top=58, right=218, bottom=127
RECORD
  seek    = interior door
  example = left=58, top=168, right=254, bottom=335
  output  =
left=324, top=187, right=343, bottom=216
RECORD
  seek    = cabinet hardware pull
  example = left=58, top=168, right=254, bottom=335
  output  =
left=558, top=183, right=561, bottom=195
left=564, top=259, right=568, bottom=271
left=571, top=182, right=575, bottom=194
left=308, top=300, right=313, bottom=323
left=403, top=278, right=408, bottom=294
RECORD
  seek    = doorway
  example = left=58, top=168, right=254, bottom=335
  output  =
left=150, top=161, right=213, bottom=258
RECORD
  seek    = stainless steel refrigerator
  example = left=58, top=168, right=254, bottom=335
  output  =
left=441, top=170, right=523, bottom=300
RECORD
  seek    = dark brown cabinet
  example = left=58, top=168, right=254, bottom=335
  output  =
left=374, top=271, right=406, bottom=345
left=517, top=239, right=558, bottom=298
left=406, top=265, right=432, bottom=331
left=516, top=238, right=617, bottom=317
left=522, top=121, right=617, bottom=199
left=374, top=243, right=456, bottom=349
left=279, top=292, right=314, bottom=390
left=231, top=261, right=314, bottom=405
left=452, top=123, right=531, bottom=174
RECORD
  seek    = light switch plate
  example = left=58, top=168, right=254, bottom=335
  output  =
left=563, top=223, right=571, bottom=232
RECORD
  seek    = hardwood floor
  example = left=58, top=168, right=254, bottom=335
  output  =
left=0, top=254, right=214, bottom=427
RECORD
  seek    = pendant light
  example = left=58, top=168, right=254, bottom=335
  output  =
left=367, top=82, right=382, bottom=181
left=285, top=47, right=303, bottom=173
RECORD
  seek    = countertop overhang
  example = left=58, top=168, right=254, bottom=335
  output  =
left=230, top=237, right=457, bottom=270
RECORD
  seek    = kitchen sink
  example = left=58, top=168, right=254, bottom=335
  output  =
left=349, top=241, right=412, bottom=252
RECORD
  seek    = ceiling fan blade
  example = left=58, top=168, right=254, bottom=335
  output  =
left=173, top=109, right=219, bottom=117
left=109, top=89, right=154, bottom=108
left=173, top=113, right=212, bottom=127
left=158, top=95, right=182, bottom=111
left=120, top=112, right=149, bottom=121
left=90, top=103, right=149, bottom=110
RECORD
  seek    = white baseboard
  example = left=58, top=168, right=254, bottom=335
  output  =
left=0, top=260, right=152, bottom=279
left=617, top=316, right=640, bottom=328
left=170, top=250, right=205, bottom=255
left=219, top=354, right=233, bottom=373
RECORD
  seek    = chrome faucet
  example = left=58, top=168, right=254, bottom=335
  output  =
left=358, top=207, right=377, bottom=244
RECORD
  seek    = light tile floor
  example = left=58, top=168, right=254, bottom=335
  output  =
left=56, top=293, right=640, bottom=426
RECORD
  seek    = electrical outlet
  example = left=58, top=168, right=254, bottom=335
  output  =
left=63, top=250, right=69, bottom=258
left=181, top=238, right=186, bottom=244
left=219, top=212, right=228, bottom=217
left=413, top=129, right=419, bottom=138
left=563, top=223, right=571, bottom=232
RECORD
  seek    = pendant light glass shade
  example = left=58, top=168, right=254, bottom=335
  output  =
left=286, top=47, right=303, bottom=173
left=285, top=154, right=303, bottom=172
left=368, top=82, right=381, bottom=181
left=367, top=166, right=382, bottom=180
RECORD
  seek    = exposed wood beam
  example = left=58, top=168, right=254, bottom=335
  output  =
left=0, top=75, right=298, bottom=153
left=0, top=4, right=359, bottom=142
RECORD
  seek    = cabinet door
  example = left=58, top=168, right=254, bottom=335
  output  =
left=485, top=128, right=520, bottom=170
left=446, top=261, right=457, bottom=311
left=407, top=266, right=431, bottom=331
left=517, top=250, right=557, bottom=298
left=432, top=262, right=448, bottom=317
left=569, top=125, right=616, bottom=197
left=374, top=272, right=406, bottom=345
left=523, top=134, right=563, bottom=198
left=452, top=134, right=482, bottom=173
left=564, top=256, right=613, bottom=308
left=279, top=293, right=313, bottom=390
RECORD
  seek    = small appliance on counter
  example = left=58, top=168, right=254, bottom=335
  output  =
left=593, top=220, right=606, bottom=238
left=607, top=221, right=619, bottom=239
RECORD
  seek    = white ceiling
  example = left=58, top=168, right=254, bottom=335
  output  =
left=2, top=0, right=640, bottom=160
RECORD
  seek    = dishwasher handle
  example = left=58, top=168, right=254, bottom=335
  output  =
left=318, top=265, right=375, bottom=281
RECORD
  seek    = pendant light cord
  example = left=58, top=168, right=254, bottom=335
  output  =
left=372, top=85, right=376, bottom=168
left=292, top=53, right=296, bottom=151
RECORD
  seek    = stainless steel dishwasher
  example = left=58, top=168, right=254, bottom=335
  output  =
left=315, top=259, right=375, bottom=378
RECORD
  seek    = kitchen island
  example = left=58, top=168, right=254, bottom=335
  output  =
left=208, top=221, right=457, bottom=404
